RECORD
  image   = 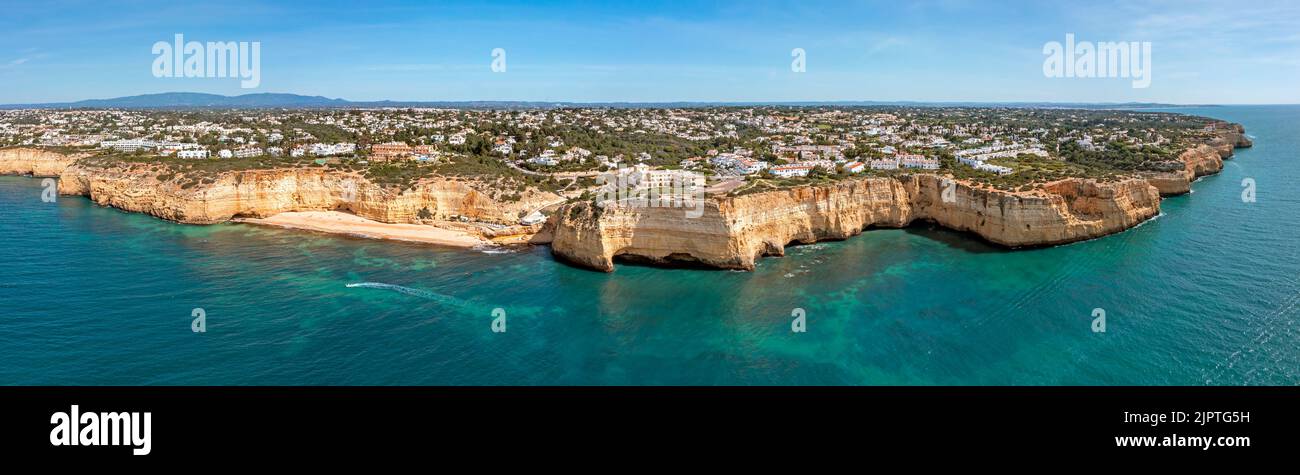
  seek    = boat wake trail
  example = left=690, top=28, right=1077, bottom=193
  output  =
left=347, top=282, right=442, bottom=299
left=346, top=282, right=545, bottom=318
left=345, top=282, right=474, bottom=310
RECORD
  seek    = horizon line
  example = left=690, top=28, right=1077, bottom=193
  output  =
left=7, top=91, right=1300, bottom=108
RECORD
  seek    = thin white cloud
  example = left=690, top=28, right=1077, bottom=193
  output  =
left=867, top=37, right=907, bottom=55
left=0, top=57, right=31, bottom=70
left=357, top=63, right=483, bottom=72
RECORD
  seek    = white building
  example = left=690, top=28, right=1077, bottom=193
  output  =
left=529, top=154, right=559, bottom=166
left=639, top=168, right=705, bottom=191
left=177, top=149, right=209, bottom=159
left=565, top=147, right=592, bottom=160
left=869, top=158, right=900, bottom=170
left=99, top=139, right=153, bottom=152
left=232, top=147, right=262, bottom=158
left=958, top=156, right=1013, bottom=175
left=310, top=143, right=356, bottom=157
left=737, top=158, right=769, bottom=175
left=770, top=164, right=814, bottom=178
left=604, top=164, right=705, bottom=197
left=955, top=142, right=1048, bottom=161
left=899, top=154, right=940, bottom=170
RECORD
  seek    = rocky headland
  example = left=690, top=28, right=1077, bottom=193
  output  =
left=548, top=126, right=1252, bottom=271
left=0, top=122, right=1252, bottom=271
left=0, top=147, right=559, bottom=243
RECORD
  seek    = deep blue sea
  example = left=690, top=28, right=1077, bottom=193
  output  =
left=1, top=105, right=1297, bottom=385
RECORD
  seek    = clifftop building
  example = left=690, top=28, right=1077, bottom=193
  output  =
left=371, top=142, right=412, bottom=161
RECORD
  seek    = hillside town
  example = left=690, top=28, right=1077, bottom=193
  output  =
left=0, top=106, right=1225, bottom=199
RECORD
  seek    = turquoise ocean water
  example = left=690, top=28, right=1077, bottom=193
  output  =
left=1, top=105, right=1297, bottom=385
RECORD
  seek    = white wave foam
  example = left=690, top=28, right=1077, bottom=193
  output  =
left=345, top=282, right=446, bottom=300
left=1129, top=212, right=1165, bottom=230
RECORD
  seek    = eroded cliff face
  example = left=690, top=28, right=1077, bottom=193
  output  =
left=0, top=147, right=86, bottom=177
left=1141, top=145, right=1223, bottom=195
left=553, top=127, right=1255, bottom=272
left=55, top=162, right=559, bottom=226
left=915, top=176, right=1161, bottom=247
left=5, top=122, right=1253, bottom=272
left=551, top=175, right=1162, bottom=272
left=1218, top=122, right=1254, bottom=148
left=1141, top=127, right=1252, bottom=196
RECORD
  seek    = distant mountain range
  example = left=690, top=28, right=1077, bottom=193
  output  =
left=2, top=93, right=350, bottom=109
left=0, top=92, right=1215, bottom=110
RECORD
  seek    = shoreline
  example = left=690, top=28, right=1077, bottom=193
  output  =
left=548, top=124, right=1251, bottom=271
left=235, top=211, right=493, bottom=249
left=0, top=122, right=1251, bottom=270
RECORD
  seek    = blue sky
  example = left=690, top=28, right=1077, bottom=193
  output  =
left=2, top=0, right=1298, bottom=104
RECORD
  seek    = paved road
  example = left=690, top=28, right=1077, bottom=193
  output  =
left=706, top=178, right=745, bottom=194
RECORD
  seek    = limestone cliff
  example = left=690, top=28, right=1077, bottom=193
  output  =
left=3, top=121, right=1252, bottom=272
left=1217, top=122, right=1254, bottom=148
left=1141, top=126, right=1251, bottom=196
left=55, top=163, right=559, bottom=226
left=551, top=125, right=1254, bottom=272
left=550, top=175, right=1162, bottom=272
left=0, top=147, right=86, bottom=177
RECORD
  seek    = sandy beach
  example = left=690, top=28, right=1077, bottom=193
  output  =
left=237, top=211, right=492, bottom=248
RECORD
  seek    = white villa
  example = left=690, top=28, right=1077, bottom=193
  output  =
left=899, top=154, right=940, bottom=170
left=958, top=156, right=1013, bottom=175
left=869, top=158, right=900, bottom=170
left=771, top=164, right=814, bottom=178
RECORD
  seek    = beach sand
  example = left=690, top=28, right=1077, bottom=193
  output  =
left=237, top=211, right=492, bottom=248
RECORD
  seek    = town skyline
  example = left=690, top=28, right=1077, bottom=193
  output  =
left=0, top=90, right=1249, bottom=109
